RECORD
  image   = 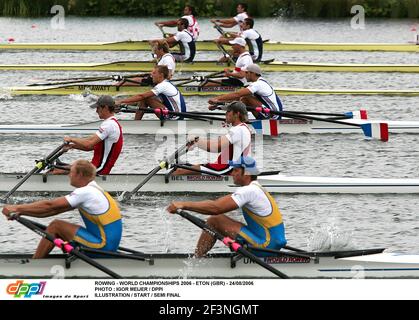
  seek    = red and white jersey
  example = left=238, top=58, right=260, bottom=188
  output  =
left=217, top=123, right=252, bottom=165
left=182, top=15, right=200, bottom=40
left=235, top=52, right=253, bottom=85
left=92, top=116, right=123, bottom=175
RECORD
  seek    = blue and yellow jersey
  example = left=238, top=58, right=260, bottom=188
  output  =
left=234, top=182, right=287, bottom=254
left=66, top=182, right=122, bottom=252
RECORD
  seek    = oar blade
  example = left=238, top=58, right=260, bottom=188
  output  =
left=117, top=191, right=131, bottom=202
left=361, top=122, right=389, bottom=142
left=345, top=110, right=368, bottom=120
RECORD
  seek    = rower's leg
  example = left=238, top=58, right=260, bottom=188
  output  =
left=201, top=79, right=223, bottom=87
left=135, top=97, right=167, bottom=120
left=241, top=96, right=263, bottom=119
left=145, top=96, right=166, bottom=108
left=117, top=77, right=144, bottom=87
left=195, top=215, right=244, bottom=257
left=33, top=219, right=79, bottom=259
left=134, top=101, right=147, bottom=120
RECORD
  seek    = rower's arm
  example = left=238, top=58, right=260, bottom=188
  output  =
left=155, top=20, right=178, bottom=27
left=214, top=18, right=238, bottom=28
left=3, top=197, right=72, bottom=218
left=118, top=91, right=155, bottom=105
left=225, top=69, right=246, bottom=79
left=196, top=136, right=230, bottom=153
left=211, top=88, right=252, bottom=103
left=215, top=37, right=235, bottom=45
left=165, top=36, right=178, bottom=48
left=65, top=134, right=102, bottom=151
left=169, top=195, right=238, bottom=215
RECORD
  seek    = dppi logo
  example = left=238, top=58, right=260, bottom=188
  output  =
left=6, top=280, right=46, bottom=298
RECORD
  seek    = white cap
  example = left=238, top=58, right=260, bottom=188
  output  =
left=229, top=37, right=246, bottom=47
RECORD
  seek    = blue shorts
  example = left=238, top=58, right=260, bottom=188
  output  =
left=237, top=224, right=287, bottom=257
left=74, top=221, right=122, bottom=252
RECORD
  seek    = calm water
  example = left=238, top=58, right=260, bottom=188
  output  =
left=0, top=17, right=418, bottom=255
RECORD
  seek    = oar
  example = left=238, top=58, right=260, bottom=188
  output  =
left=221, top=105, right=387, bottom=141
left=118, top=137, right=199, bottom=202
left=119, top=106, right=226, bottom=122
left=285, top=111, right=353, bottom=119
left=10, top=214, right=122, bottom=279
left=0, top=143, right=68, bottom=203
left=253, top=107, right=389, bottom=141
left=30, top=73, right=150, bottom=87
left=176, top=210, right=288, bottom=279
left=156, top=24, right=171, bottom=38
left=215, top=41, right=235, bottom=66
left=212, top=23, right=232, bottom=38
left=175, top=71, right=226, bottom=86
left=210, top=104, right=366, bottom=121
left=248, top=246, right=313, bottom=259
left=28, top=77, right=115, bottom=87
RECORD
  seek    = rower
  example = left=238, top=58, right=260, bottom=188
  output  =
left=2, top=160, right=123, bottom=259
left=214, top=18, right=263, bottom=62
left=209, top=64, right=283, bottom=120
left=117, top=65, right=187, bottom=120
left=172, top=101, right=251, bottom=176
left=204, top=37, right=253, bottom=87
left=211, top=3, right=249, bottom=32
left=167, top=156, right=287, bottom=257
left=155, top=5, right=200, bottom=40
left=239, top=18, right=263, bottom=62
left=151, top=18, right=196, bottom=63
left=119, top=41, right=175, bottom=86
left=62, top=95, right=123, bottom=175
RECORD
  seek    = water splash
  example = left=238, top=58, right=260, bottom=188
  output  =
left=307, top=222, right=355, bottom=252
left=0, top=90, right=13, bottom=100
left=68, top=92, right=97, bottom=102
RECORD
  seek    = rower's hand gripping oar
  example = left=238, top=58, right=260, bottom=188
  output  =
left=118, top=137, right=199, bottom=202
left=176, top=210, right=288, bottom=279
left=155, top=24, right=171, bottom=38
left=215, top=41, right=235, bottom=66
left=173, top=71, right=226, bottom=86
left=9, top=214, right=122, bottom=279
left=0, top=143, right=68, bottom=203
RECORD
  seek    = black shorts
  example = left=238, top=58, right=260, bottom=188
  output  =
left=219, top=77, right=244, bottom=87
